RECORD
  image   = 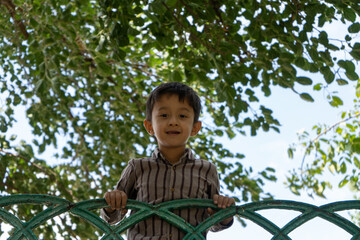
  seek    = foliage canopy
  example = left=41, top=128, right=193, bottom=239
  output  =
left=1, top=0, right=360, bottom=237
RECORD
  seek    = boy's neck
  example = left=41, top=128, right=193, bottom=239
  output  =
left=159, top=146, right=186, bottom=165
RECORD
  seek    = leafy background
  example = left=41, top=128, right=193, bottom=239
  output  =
left=1, top=0, right=360, bottom=238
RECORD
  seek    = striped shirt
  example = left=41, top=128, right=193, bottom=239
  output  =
left=101, top=148, right=232, bottom=239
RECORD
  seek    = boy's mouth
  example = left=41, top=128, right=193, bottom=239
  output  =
left=166, top=131, right=180, bottom=135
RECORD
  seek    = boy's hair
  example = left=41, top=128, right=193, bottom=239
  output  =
left=146, top=82, right=201, bottom=123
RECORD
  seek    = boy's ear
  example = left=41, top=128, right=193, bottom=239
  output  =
left=144, top=119, right=154, bottom=135
left=191, top=121, right=202, bottom=136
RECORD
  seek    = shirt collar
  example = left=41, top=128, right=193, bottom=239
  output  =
left=152, top=147, right=196, bottom=164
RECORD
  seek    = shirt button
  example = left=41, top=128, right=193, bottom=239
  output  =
left=170, top=188, right=175, bottom=192
left=172, top=166, right=176, bottom=170
left=169, top=233, right=172, bottom=238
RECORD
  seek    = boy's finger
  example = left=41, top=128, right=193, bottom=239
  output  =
left=224, top=197, right=235, bottom=207
left=104, top=192, right=109, bottom=204
left=222, top=197, right=229, bottom=207
left=213, top=194, right=219, bottom=204
left=115, top=190, right=122, bottom=209
left=225, top=197, right=232, bottom=207
left=120, top=192, right=128, bottom=209
left=104, top=192, right=113, bottom=208
left=229, top=198, right=235, bottom=206
left=215, top=195, right=224, bottom=208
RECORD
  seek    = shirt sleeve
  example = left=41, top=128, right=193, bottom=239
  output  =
left=100, top=208, right=125, bottom=225
left=100, top=160, right=137, bottom=225
left=207, top=162, right=234, bottom=232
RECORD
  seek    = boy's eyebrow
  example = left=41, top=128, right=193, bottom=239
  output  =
left=178, top=107, right=192, bottom=112
left=157, top=106, right=192, bottom=112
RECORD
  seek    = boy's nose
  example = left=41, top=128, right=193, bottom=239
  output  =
left=168, top=116, right=179, bottom=126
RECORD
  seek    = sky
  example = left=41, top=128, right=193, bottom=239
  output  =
left=1, top=13, right=360, bottom=240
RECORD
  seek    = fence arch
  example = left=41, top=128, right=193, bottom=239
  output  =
left=0, top=194, right=360, bottom=239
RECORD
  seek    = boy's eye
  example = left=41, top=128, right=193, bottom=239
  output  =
left=179, top=114, right=188, bottom=118
left=160, top=114, right=168, bottom=118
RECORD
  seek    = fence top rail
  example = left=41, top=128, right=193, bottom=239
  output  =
left=1, top=194, right=360, bottom=240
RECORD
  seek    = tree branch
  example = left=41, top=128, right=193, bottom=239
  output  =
left=161, top=2, right=224, bottom=55
left=313, top=112, right=360, bottom=142
left=0, top=0, right=29, bottom=39
left=300, top=112, right=360, bottom=170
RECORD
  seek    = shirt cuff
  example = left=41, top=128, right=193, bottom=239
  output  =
left=101, top=208, right=122, bottom=224
left=220, top=218, right=234, bottom=228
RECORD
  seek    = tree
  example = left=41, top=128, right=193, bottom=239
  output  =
left=0, top=0, right=359, bottom=238
left=287, top=83, right=360, bottom=198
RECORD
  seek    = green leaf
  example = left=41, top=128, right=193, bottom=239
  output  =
left=96, top=60, right=112, bottom=76
left=340, top=162, right=347, bottom=174
left=320, top=66, right=334, bottom=84
left=338, top=60, right=355, bottom=72
left=356, top=83, right=360, bottom=98
left=345, top=71, right=359, bottom=81
left=327, top=44, right=339, bottom=51
left=338, top=60, right=358, bottom=81
left=262, top=123, right=269, bottom=132
left=339, top=178, right=349, bottom=188
left=313, top=83, right=322, bottom=91
left=287, top=148, right=294, bottom=159
left=13, top=95, right=22, bottom=106
left=300, top=93, right=314, bottom=102
left=343, top=8, right=356, bottom=22
left=170, top=70, right=182, bottom=82
left=348, top=22, right=360, bottom=33
left=336, top=79, right=348, bottom=85
left=329, top=164, right=336, bottom=174
left=214, top=130, right=224, bottom=137
left=294, top=57, right=307, bottom=68
left=345, top=34, right=352, bottom=42
left=352, top=138, right=360, bottom=153
left=290, top=185, right=300, bottom=196
left=329, top=96, right=343, bottom=107
left=350, top=43, right=360, bottom=60
left=354, top=157, right=360, bottom=169
left=164, top=0, right=177, bottom=7
left=296, top=76, right=313, bottom=85
left=318, top=31, right=328, bottom=46
left=226, top=128, right=236, bottom=139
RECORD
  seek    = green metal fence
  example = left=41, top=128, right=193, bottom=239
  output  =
left=0, top=194, right=360, bottom=239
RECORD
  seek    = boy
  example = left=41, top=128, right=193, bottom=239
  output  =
left=101, top=82, right=235, bottom=239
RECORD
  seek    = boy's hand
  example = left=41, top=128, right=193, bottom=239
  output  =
left=212, top=194, right=235, bottom=209
left=207, top=194, right=235, bottom=225
left=104, top=190, right=128, bottom=215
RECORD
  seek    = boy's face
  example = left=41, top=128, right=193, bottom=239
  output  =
left=144, top=93, right=201, bottom=151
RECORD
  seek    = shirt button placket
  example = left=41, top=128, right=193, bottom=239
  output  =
left=169, top=165, right=176, bottom=196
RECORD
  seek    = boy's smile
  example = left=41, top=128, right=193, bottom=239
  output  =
left=144, top=93, right=201, bottom=162
left=166, top=131, right=180, bottom=135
